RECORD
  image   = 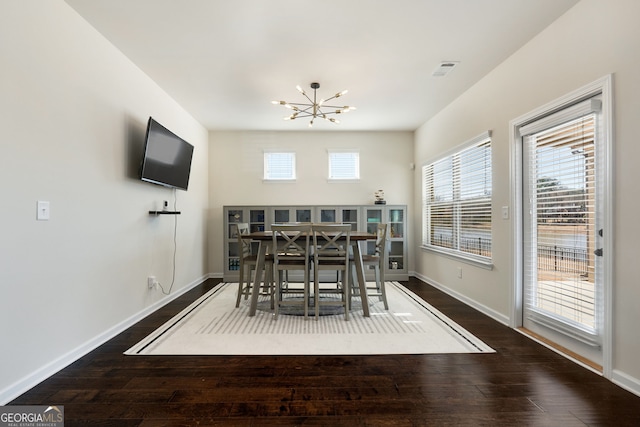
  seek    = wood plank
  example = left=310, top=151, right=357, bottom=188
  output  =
left=9, top=277, right=640, bottom=425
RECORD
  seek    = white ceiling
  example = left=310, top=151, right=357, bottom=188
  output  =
left=64, top=0, right=579, bottom=131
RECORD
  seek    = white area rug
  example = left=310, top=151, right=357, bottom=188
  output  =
left=125, top=282, right=494, bottom=356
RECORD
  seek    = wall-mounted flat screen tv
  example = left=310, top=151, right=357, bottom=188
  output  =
left=140, top=117, right=194, bottom=191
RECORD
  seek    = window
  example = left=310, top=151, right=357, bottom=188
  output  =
left=422, top=132, right=492, bottom=262
left=328, top=151, right=359, bottom=180
left=264, top=152, right=296, bottom=181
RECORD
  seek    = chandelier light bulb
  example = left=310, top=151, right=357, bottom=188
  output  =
left=272, top=82, right=355, bottom=127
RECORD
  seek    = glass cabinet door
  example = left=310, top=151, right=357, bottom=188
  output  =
left=319, top=208, right=337, bottom=223
left=296, top=208, right=312, bottom=223
left=387, top=207, right=406, bottom=271
left=226, top=209, right=244, bottom=272
left=273, top=208, right=290, bottom=224
left=341, top=208, right=359, bottom=230
left=388, top=241, right=404, bottom=271
left=388, top=208, right=404, bottom=238
left=227, top=209, right=244, bottom=237
left=249, top=209, right=265, bottom=232
left=365, top=208, right=383, bottom=234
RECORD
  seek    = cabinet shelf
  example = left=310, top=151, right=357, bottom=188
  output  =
left=149, top=211, right=181, bottom=215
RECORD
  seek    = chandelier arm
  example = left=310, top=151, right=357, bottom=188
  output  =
left=297, top=106, right=315, bottom=114
left=315, top=106, right=345, bottom=115
left=280, top=103, right=347, bottom=111
left=284, top=102, right=315, bottom=107
left=300, top=92, right=315, bottom=104
left=319, top=104, right=349, bottom=109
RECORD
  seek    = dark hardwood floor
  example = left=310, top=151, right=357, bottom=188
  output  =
left=11, top=277, right=640, bottom=426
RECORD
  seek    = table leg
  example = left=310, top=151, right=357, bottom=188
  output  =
left=352, top=241, right=370, bottom=317
left=248, top=241, right=267, bottom=316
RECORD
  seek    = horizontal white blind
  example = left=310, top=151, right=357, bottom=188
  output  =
left=524, top=113, right=597, bottom=335
left=422, top=136, right=492, bottom=259
left=264, top=152, right=296, bottom=180
left=329, top=151, right=359, bottom=179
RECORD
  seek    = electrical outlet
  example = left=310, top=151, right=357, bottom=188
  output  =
left=148, top=276, right=156, bottom=289
left=457, top=267, right=463, bottom=279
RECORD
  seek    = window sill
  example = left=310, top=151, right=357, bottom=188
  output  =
left=420, top=245, right=494, bottom=270
left=263, top=179, right=296, bottom=183
left=327, top=178, right=360, bottom=184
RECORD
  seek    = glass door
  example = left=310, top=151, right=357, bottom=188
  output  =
left=521, top=100, right=604, bottom=367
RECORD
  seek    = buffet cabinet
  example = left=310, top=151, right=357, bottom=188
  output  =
left=223, top=205, right=408, bottom=282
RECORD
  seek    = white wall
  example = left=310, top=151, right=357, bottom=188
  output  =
left=208, top=131, right=414, bottom=275
left=413, top=0, right=640, bottom=392
left=0, top=2, right=209, bottom=403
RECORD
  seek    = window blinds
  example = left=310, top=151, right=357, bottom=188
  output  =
left=422, top=134, right=492, bottom=259
left=264, top=152, right=296, bottom=180
left=523, top=113, right=598, bottom=337
left=329, top=152, right=359, bottom=179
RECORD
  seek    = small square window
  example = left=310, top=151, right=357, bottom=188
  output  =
left=329, top=151, right=359, bottom=180
left=264, top=152, right=296, bottom=180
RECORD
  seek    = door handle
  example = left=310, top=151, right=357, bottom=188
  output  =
left=594, top=248, right=603, bottom=257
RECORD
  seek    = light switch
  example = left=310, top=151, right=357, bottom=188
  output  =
left=501, top=206, right=509, bottom=220
left=37, top=201, right=50, bottom=221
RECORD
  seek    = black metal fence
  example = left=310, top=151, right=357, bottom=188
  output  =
left=461, top=237, right=492, bottom=257
left=432, top=235, right=492, bottom=257
left=537, top=244, right=588, bottom=275
left=430, top=235, right=587, bottom=274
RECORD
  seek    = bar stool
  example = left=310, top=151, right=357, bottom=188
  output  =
left=312, top=223, right=351, bottom=320
left=272, top=223, right=312, bottom=319
left=234, top=223, right=273, bottom=308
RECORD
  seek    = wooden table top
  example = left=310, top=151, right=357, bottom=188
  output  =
left=241, top=230, right=376, bottom=241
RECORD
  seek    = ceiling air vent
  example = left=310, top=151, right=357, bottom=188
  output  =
left=432, top=61, right=459, bottom=77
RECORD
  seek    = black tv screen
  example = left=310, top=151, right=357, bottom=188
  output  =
left=140, top=117, right=194, bottom=191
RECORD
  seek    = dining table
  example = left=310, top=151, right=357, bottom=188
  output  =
left=241, top=230, right=377, bottom=317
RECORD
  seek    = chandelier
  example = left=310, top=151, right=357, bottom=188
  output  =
left=272, top=82, right=355, bottom=127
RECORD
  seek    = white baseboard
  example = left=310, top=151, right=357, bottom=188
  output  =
left=411, top=273, right=640, bottom=399
left=612, top=369, right=640, bottom=398
left=412, top=272, right=510, bottom=326
left=0, top=274, right=210, bottom=405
